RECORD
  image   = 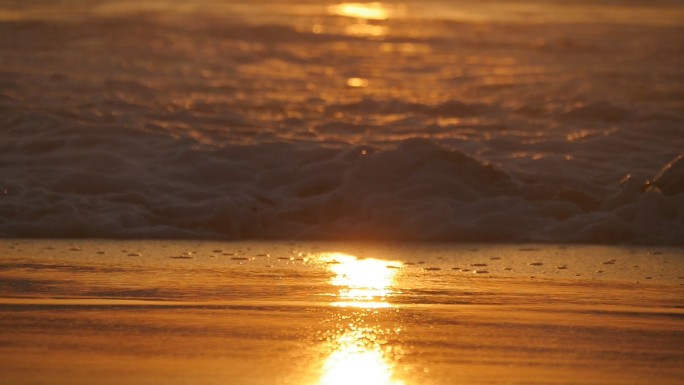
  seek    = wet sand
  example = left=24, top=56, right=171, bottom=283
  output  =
left=1, top=240, right=683, bottom=385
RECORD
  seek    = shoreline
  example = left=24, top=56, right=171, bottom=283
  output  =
left=2, top=240, right=683, bottom=384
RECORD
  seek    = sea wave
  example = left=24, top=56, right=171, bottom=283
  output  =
left=1, top=1, right=683, bottom=244
left=2, top=112, right=682, bottom=244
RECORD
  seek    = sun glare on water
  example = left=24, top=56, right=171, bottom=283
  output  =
left=328, top=2, right=402, bottom=37
left=318, top=329, right=405, bottom=385
left=311, top=253, right=405, bottom=385
left=329, top=3, right=390, bottom=20
left=322, top=253, right=400, bottom=307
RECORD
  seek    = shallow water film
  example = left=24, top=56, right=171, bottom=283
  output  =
left=1, top=1, right=683, bottom=243
left=1, top=240, right=683, bottom=385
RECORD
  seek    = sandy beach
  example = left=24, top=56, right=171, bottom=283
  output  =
left=2, top=1, right=683, bottom=383
left=1, top=240, right=682, bottom=385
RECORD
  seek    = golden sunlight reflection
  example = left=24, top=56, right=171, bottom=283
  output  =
left=345, top=22, right=388, bottom=37
left=312, top=253, right=406, bottom=384
left=317, top=327, right=404, bottom=385
left=320, top=253, right=400, bottom=308
left=329, top=3, right=390, bottom=20
left=347, top=77, right=369, bottom=88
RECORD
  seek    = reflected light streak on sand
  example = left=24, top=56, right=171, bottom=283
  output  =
left=317, top=328, right=404, bottom=385
left=313, top=253, right=406, bottom=385
left=321, top=253, right=400, bottom=307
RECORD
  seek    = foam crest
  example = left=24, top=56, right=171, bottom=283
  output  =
left=2, top=120, right=682, bottom=244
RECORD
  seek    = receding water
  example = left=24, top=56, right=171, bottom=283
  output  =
left=1, top=240, right=683, bottom=384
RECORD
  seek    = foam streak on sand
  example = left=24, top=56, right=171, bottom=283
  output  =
left=1, top=1, right=683, bottom=244
left=0, top=240, right=683, bottom=385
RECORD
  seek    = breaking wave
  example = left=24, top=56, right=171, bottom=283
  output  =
left=1, top=0, right=683, bottom=244
left=2, top=112, right=682, bottom=244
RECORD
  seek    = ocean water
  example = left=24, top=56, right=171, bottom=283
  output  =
left=1, top=0, right=683, bottom=243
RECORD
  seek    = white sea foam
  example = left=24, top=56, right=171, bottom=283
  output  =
left=1, top=1, right=683, bottom=244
